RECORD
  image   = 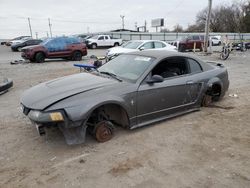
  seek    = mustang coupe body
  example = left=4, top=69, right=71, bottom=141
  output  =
left=21, top=50, right=229, bottom=145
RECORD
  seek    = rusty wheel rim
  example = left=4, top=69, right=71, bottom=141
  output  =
left=202, top=95, right=212, bottom=107
left=95, top=121, right=113, bottom=142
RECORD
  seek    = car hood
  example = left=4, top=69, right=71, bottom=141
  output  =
left=107, top=47, right=137, bottom=56
left=22, top=45, right=42, bottom=50
left=21, top=73, right=117, bottom=110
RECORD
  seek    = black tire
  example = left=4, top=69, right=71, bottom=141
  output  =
left=72, top=51, right=82, bottom=61
left=91, top=43, right=97, bottom=49
left=220, top=48, right=230, bottom=60
left=35, top=52, right=45, bottom=63
left=114, top=42, right=119, bottom=47
left=179, top=45, right=185, bottom=52
left=17, top=47, right=22, bottom=52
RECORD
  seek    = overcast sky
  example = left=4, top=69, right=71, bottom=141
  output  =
left=0, top=0, right=234, bottom=39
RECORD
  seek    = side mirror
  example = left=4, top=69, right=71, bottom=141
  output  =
left=139, top=47, right=145, bottom=51
left=146, top=75, right=164, bottom=84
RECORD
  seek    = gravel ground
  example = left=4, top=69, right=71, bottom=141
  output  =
left=0, top=45, right=250, bottom=188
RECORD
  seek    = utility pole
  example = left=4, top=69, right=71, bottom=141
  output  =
left=144, top=20, right=147, bottom=32
left=28, top=17, right=33, bottom=38
left=35, top=32, right=38, bottom=39
left=48, top=18, right=52, bottom=38
left=120, top=15, right=125, bottom=30
left=204, top=0, right=212, bottom=52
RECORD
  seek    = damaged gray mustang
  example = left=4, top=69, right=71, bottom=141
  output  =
left=21, top=50, right=229, bottom=145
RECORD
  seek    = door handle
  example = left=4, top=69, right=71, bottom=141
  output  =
left=186, top=81, right=194, bottom=85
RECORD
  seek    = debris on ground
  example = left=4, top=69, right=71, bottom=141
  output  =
left=10, top=59, right=29, bottom=65
left=229, top=94, right=239, bottom=98
left=0, top=78, right=13, bottom=94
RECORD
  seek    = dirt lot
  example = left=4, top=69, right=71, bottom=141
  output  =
left=0, top=46, right=250, bottom=188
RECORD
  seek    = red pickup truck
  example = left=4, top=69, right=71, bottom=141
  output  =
left=178, top=35, right=204, bottom=52
left=21, top=37, right=87, bottom=63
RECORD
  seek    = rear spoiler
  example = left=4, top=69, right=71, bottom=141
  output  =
left=206, top=61, right=224, bottom=67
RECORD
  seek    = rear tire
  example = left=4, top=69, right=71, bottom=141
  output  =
left=91, top=43, right=97, bottom=49
left=202, top=95, right=212, bottom=107
left=179, top=45, right=185, bottom=52
left=17, top=47, right=22, bottom=52
left=35, top=52, right=45, bottom=63
left=72, top=51, right=82, bottom=61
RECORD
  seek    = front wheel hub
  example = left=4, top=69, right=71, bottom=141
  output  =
left=94, top=121, right=113, bottom=142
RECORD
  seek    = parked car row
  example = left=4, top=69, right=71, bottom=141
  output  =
left=170, top=35, right=222, bottom=52
left=1, top=36, right=31, bottom=46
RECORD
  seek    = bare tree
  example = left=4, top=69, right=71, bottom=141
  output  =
left=188, top=0, right=250, bottom=32
left=172, top=24, right=184, bottom=32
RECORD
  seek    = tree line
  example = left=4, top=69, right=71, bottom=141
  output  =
left=162, top=1, right=250, bottom=33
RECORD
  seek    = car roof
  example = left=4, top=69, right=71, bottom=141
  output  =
left=128, top=40, right=165, bottom=43
left=127, top=50, right=183, bottom=59
left=126, top=50, right=212, bottom=71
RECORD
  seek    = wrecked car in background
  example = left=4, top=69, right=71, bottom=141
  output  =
left=20, top=50, right=229, bottom=145
left=106, top=40, right=177, bottom=61
left=21, top=36, right=87, bottom=63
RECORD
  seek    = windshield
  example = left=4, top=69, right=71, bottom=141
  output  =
left=41, top=38, right=52, bottom=45
left=98, top=54, right=154, bottom=82
left=122, top=41, right=143, bottom=49
left=90, top=35, right=99, bottom=39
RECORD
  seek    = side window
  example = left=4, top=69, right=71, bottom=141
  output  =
left=142, top=42, right=154, bottom=49
left=25, top=40, right=32, bottom=45
left=98, top=36, right=104, bottom=40
left=152, top=57, right=189, bottom=79
left=187, top=58, right=202, bottom=73
left=105, top=36, right=109, bottom=40
left=46, top=38, right=66, bottom=51
left=65, top=38, right=79, bottom=45
left=193, top=36, right=200, bottom=40
left=154, top=42, right=166, bottom=48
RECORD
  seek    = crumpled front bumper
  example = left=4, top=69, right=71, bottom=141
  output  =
left=21, top=105, right=88, bottom=145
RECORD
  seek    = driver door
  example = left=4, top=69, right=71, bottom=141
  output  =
left=136, top=57, right=199, bottom=125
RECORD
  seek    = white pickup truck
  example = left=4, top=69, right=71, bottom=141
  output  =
left=86, top=35, right=123, bottom=49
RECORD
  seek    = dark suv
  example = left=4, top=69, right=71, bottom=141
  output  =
left=178, top=35, right=204, bottom=52
left=11, top=39, right=42, bottom=52
left=21, top=37, right=87, bottom=63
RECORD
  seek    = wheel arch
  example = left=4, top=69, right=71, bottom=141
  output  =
left=205, top=77, right=223, bottom=99
left=34, top=51, right=46, bottom=58
left=84, top=101, right=130, bottom=128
